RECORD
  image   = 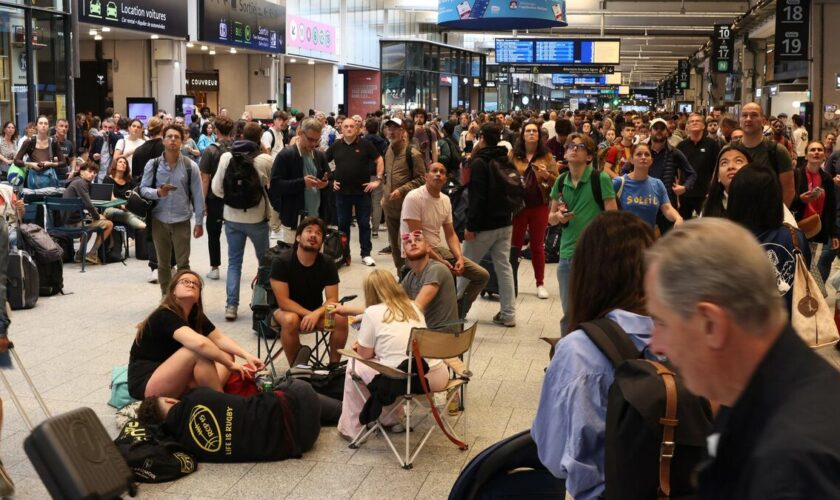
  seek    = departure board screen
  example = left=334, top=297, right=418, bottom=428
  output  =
left=495, top=39, right=534, bottom=63
left=552, top=74, right=575, bottom=85
left=579, top=40, right=621, bottom=64
left=535, top=40, right=575, bottom=64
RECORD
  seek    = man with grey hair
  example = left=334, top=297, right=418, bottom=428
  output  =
left=314, top=111, right=335, bottom=152
left=269, top=118, right=330, bottom=238
left=645, top=218, right=840, bottom=499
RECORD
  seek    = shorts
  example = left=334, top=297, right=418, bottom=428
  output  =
left=127, top=358, right=162, bottom=400
left=68, top=219, right=110, bottom=231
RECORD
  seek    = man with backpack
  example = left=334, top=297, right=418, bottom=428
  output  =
left=261, top=110, right=289, bottom=158
left=460, top=122, right=518, bottom=327
left=199, top=116, right=234, bottom=281
left=739, top=102, right=795, bottom=207
left=211, top=122, right=273, bottom=321
left=381, top=117, right=426, bottom=268
left=548, top=133, right=617, bottom=335
left=646, top=218, right=840, bottom=499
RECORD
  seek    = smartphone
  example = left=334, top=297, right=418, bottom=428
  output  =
left=456, top=0, right=471, bottom=19
left=563, top=211, right=576, bottom=219
left=162, top=183, right=178, bottom=190
left=813, top=187, right=825, bottom=195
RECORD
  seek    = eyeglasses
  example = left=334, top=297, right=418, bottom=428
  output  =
left=566, top=143, right=588, bottom=152
left=177, top=278, right=202, bottom=289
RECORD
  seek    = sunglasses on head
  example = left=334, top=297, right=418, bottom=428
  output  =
left=401, top=230, right=423, bottom=243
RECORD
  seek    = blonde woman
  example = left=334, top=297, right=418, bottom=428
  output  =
left=334, top=269, right=449, bottom=439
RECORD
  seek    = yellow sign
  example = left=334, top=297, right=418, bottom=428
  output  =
left=188, top=405, right=222, bottom=453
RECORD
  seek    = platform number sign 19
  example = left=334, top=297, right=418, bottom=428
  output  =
left=712, top=24, right=733, bottom=74
left=775, top=0, right=810, bottom=62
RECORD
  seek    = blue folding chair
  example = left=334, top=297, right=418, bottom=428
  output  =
left=44, top=197, right=103, bottom=272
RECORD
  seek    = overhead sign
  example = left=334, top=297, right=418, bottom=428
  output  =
left=677, top=59, right=690, bottom=90
left=712, top=24, right=733, bottom=73
left=199, top=0, right=285, bottom=54
left=439, top=0, right=567, bottom=30
left=186, top=71, right=220, bottom=91
left=500, top=64, right=614, bottom=75
left=495, top=38, right=620, bottom=64
left=286, top=15, right=336, bottom=55
left=775, top=0, right=810, bottom=62
left=78, top=0, right=188, bottom=37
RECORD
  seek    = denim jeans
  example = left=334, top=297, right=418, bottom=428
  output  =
left=460, top=226, right=516, bottom=320
left=103, top=207, right=146, bottom=229
left=224, top=220, right=270, bottom=307
left=335, top=192, right=372, bottom=257
left=556, top=257, right=573, bottom=335
left=818, top=242, right=836, bottom=282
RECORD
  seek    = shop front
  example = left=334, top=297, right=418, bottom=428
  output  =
left=381, top=40, right=485, bottom=114
left=0, top=1, right=71, bottom=131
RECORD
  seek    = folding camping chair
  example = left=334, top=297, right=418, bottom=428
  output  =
left=338, top=322, right=477, bottom=469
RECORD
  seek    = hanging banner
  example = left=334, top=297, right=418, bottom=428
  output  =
left=78, top=0, right=188, bottom=37
left=712, top=24, right=733, bottom=73
left=677, top=59, right=690, bottom=90
left=199, top=0, right=285, bottom=54
left=775, top=0, right=810, bottom=62
left=438, top=0, right=567, bottom=30
left=286, top=15, right=336, bottom=55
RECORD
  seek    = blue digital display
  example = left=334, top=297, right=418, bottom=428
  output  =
left=535, top=40, right=574, bottom=64
left=495, top=39, right=534, bottom=63
left=552, top=74, right=574, bottom=85
left=575, top=76, right=606, bottom=85
left=579, top=41, right=595, bottom=63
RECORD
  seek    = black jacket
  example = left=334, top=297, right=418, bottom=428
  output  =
left=131, top=138, right=164, bottom=182
left=697, top=325, right=840, bottom=499
left=649, top=143, right=697, bottom=205
left=793, top=166, right=837, bottom=243
left=268, top=145, right=329, bottom=228
left=89, top=131, right=121, bottom=165
left=466, top=145, right=514, bottom=232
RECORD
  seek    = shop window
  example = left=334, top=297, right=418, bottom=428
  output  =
left=382, top=71, right=405, bottom=112
left=440, top=47, right=453, bottom=74
left=406, top=42, right=424, bottom=70
left=424, top=44, right=436, bottom=71
left=382, top=42, right=405, bottom=70
left=33, top=10, right=67, bottom=121
left=0, top=7, right=27, bottom=130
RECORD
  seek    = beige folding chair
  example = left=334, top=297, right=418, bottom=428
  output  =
left=338, top=321, right=477, bottom=469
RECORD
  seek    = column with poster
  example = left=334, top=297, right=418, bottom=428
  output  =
left=346, top=71, right=380, bottom=118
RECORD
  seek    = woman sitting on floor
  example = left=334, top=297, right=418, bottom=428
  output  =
left=333, top=269, right=450, bottom=440
left=127, top=269, right=265, bottom=400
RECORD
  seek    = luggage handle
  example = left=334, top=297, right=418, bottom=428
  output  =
left=0, top=344, right=52, bottom=431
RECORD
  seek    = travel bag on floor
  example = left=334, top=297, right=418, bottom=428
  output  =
left=7, top=249, right=38, bottom=310
left=0, top=345, right=137, bottom=499
left=35, top=259, right=63, bottom=296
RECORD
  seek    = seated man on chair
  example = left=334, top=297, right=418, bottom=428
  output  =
left=270, top=216, right=348, bottom=366
left=401, top=230, right=460, bottom=332
left=62, top=161, right=114, bottom=264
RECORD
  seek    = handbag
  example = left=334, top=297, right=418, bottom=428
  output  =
left=125, top=190, right=153, bottom=217
left=797, top=213, right=822, bottom=239
left=786, top=224, right=840, bottom=347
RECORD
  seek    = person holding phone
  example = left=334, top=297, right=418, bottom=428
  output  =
left=794, top=140, right=838, bottom=285
left=140, top=124, right=205, bottom=295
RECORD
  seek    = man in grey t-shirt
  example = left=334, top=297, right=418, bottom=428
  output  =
left=400, top=230, right=458, bottom=332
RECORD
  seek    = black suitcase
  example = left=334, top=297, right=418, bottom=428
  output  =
left=36, top=259, right=64, bottom=296
left=0, top=346, right=137, bottom=499
left=8, top=249, right=38, bottom=310
left=134, top=230, right=149, bottom=260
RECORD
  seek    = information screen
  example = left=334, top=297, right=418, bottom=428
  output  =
left=551, top=74, right=574, bottom=85
left=579, top=41, right=621, bottom=64
left=495, top=39, right=534, bottom=63
left=535, top=40, right=575, bottom=64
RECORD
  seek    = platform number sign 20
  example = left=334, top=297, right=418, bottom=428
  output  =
left=775, top=0, right=810, bottom=61
left=712, top=24, right=733, bottom=74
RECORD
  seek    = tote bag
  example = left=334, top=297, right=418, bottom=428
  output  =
left=787, top=225, right=840, bottom=347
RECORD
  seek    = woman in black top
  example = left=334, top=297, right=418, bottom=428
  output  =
left=102, top=156, right=146, bottom=229
left=128, top=269, right=265, bottom=399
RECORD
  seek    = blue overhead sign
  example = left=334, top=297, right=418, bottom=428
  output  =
left=495, top=38, right=620, bottom=64
left=535, top=40, right=574, bottom=64
left=439, top=0, right=568, bottom=30
left=495, top=39, right=534, bottom=64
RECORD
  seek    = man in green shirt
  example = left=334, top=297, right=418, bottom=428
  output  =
left=548, top=133, right=617, bottom=334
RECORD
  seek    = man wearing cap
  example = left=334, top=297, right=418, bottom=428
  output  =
left=381, top=117, right=426, bottom=268
left=648, top=117, right=696, bottom=234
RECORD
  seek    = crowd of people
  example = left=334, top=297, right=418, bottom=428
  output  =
left=0, top=100, right=839, bottom=497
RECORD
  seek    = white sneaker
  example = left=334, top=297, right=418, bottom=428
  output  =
left=148, top=270, right=158, bottom=284
left=225, top=305, right=238, bottom=321
left=270, top=230, right=282, bottom=240
left=362, top=256, right=376, bottom=267
left=206, top=268, right=220, bottom=280
left=537, top=286, right=549, bottom=299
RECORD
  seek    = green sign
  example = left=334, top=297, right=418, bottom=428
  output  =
left=717, top=61, right=729, bottom=73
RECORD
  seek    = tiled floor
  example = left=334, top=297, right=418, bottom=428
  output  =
left=0, top=231, right=560, bottom=499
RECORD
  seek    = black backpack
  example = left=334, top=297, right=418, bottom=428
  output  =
left=114, top=420, right=197, bottom=483
left=579, top=319, right=713, bottom=500
left=322, top=228, right=350, bottom=268
left=488, top=157, right=525, bottom=214
left=557, top=169, right=605, bottom=210
left=222, top=152, right=264, bottom=210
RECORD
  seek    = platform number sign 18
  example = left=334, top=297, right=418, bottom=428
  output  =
left=712, top=24, right=733, bottom=74
left=775, top=0, right=810, bottom=61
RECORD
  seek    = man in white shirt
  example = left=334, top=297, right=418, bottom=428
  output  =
left=261, top=110, right=288, bottom=158
left=400, top=162, right=488, bottom=319
left=792, top=113, right=809, bottom=169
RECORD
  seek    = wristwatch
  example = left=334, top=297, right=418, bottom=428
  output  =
left=376, top=176, right=384, bottom=182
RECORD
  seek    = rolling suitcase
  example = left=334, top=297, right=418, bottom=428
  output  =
left=0, top=345, right=137, bottom=499
left=7, top=249, right=38, bottom=310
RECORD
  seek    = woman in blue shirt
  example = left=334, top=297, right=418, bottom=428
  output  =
left=196, top=121, right=217, bottom=154
left=532, top=211, right=656, bottom=500
left=613, top=142, right=684, bottom=229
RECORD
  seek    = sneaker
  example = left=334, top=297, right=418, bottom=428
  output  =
left=74, top=251, right=83, bottom=263
left=492, top=312, right=516, bottom=327
left=85, top=253, right=101, bottom=265
left=362, top=256, right=376, bottom=267
left=206, top=268, right=220, bottom=280
left=148, top=270, right=159, bottom=284
left=371, top=232, right=379, bottom=239
left=388, top=422, right=407, bottom=433
left=537, top=286, right=549, bottom=299
left=378, top=245, right=392, bottom=255
left=0, top=460, right=14, bottom=497
left=270, top=229, right=282, bottom=240
left=225, top=305, right=238, bottom=321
